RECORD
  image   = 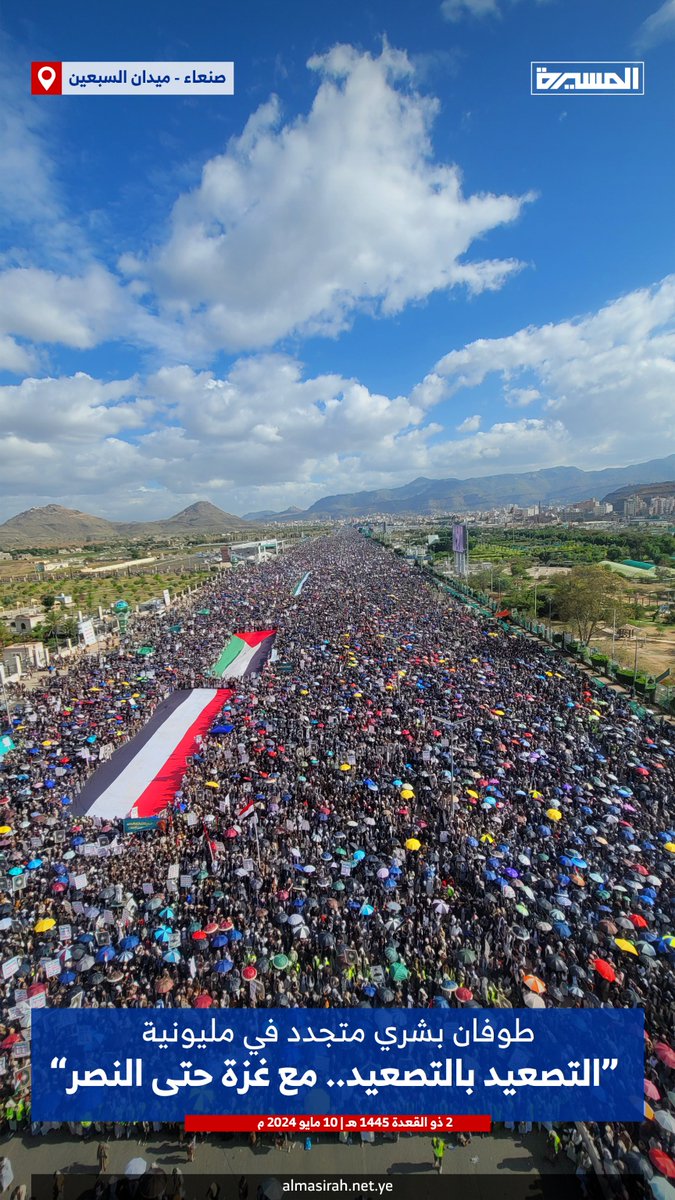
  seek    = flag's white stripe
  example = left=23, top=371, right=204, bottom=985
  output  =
left=221, top=639, right=260, bottom=678
left=87, top=688, right=219, bottom=819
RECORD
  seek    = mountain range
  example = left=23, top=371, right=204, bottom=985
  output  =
left=258, top=455, right=675, bottom=519
left=0, top=454, right=673, bottom=547
left=0, top=502, right=250, bottom=549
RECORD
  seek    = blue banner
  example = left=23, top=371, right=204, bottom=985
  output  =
left=32, top=1008, right=644, bottom=1123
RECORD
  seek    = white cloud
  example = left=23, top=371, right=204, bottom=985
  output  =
left=441, top=0, right=550, bottom=20
left=456, top=413, right=481, bottom=431
left=634, top=0, right=675, bottom=48
left=143, top=43, right=533, bottom=353
left=505, top=386, right=541, bottom=407
left=423, top=275, right=675, bottom=467
left=1, top=269, right=674, bottom=520
left=0, top=42, right=533, bottom=371
left=441, top=0, right=500, bottom=19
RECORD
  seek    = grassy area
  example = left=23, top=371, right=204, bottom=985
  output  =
left=0, top=569, right=211, bottom=614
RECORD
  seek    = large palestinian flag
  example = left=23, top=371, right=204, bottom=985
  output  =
left=72, top=688, right=229, bottom=819
left=210, top=630, right=276, bottom=679
left=292, top=572, right=310, bottom=597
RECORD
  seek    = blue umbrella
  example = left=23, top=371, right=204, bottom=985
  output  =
left=163, top=950, right=181, bottom=964
left=96, top=946, right=115, bottom=963
left=78, top=933, right=95, bottom=944
left=117, top=950, right=134, bottom=963
left=211, top=934, right=229, bottom=948
left=466, top=836, right=478, bottom=847
left=72, top=836, right=85, bottom=846
left=229, top=929, right=243, bottom=941
left=214, top=959, right=234, bottom=973
left=353, top=850, right=366, bottom=862
left=27, top=858, right=43, bottom=869
left=159, top=906, right=174, bottom=919
left=538, top=826, right=551, bottom=837
left=211, top=724, right=234, bottom=734
left=154, top=927, right=173, bottom=943
left=553, top=921, right=572, bottom=938
left=119, top=936, right=139, bottom=950
left=8, top=867, right=23, bottom=876
left=59, top=971, right=76, bottom=984
left=360, top=903, right=375, bottom=916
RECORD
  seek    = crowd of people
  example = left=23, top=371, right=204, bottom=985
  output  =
left=0, top=531, right=673, bottom=1194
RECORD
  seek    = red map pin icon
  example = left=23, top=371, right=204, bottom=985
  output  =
left=31, top=62, right=62, bottom=95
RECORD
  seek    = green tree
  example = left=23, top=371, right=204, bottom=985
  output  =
left=554, top=567, right=629, bottom=645
left=41, top=593, right=56, bottom=611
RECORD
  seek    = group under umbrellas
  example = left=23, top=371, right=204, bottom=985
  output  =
left=0, top=531, right=673, bottom=1185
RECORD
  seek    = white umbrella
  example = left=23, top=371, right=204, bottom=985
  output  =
left=523, top=992, right=546, bottom=1009
left=124, top=1157, right=148, bottom=1177
left=654, top=1111, right=675, bottom=1135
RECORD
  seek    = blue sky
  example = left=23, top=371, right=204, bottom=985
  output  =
left=0, top=0, right=673, bottom=520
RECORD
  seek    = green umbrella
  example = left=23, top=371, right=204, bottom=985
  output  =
left=389, top=962, right=409, bottom=983
left=197, top=869, right=209, bottom=881
left=272, top=954, right=289, bottom=970
left=457, top=948, right=476, bottom=964
left=334, top=847, right=347, bottom=856
left=516, top=903, right=529, bottom=916
left=333, top=880, right=345, bottom=891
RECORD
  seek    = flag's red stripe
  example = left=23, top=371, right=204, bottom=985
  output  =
left=234, top=629, right=275, bottom=648
left=134, top=690, right=233, bottom=817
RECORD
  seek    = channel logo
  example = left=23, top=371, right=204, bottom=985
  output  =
left=531, top=61, right=644, bottom=96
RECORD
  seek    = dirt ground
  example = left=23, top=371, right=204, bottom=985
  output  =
left=589, top=625, right=675, bottom=680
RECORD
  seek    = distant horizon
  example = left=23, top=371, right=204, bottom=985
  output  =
left=0, top=452, right=673, bottom=527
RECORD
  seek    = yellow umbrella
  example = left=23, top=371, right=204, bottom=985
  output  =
left=645, top=1102, right=655, bottom=1122
left=34, top=918, right=56, bottom=933
left=545, top=671, right=553, bottom=677
left=205, top=780, right=220, bottom=789
left=480, top=833, right=494, bottom=844
left=405, top=838, right=421, bottom=851
left=664, top=843, right=675, bottom=854
left=466, top=789, right=479, bottom=799
left=531, top=789, right=543, bottom=799
left=0, top=826, right=12, bottom=835
left=42, top=740, right=53, bottom=747
left=340, top=764, right=351, bottom=771
left=400, top=788, right=414, bottom=800
left=300, top=689, right=309, bottom=695
left=615, top=938, right=638, bottom=955
left=492, top=709, right=505, bottom=716
left=546, top=808, right=563, bottom=821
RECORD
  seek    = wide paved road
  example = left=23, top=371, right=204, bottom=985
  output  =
left=3, top=1126, right=573, bottom=1189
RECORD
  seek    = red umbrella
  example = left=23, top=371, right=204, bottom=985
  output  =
left=225, top=827, right=238, bottom=839
left=194, top=994, right=213, bottom=1008
left=634, top=767, right=650, bottom=776
left=192, top=930, right=207, bottom=941
left=455, top=987, right=473, bottom=1003
left=204, top=922, right=218, bottom=935
left=649, top=1150, right=675, bottom=1179
left=644, top=1079, right=661, bottom=1101
left=242, top=966, right=257, bottom=981
left=654, top=1043, right=675, bottom=1069
left=0, top=1033, right=20, bottom=1049
left=593, top=958, right=616, bottom=982
left=629, top=914, right=648, bottom=929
